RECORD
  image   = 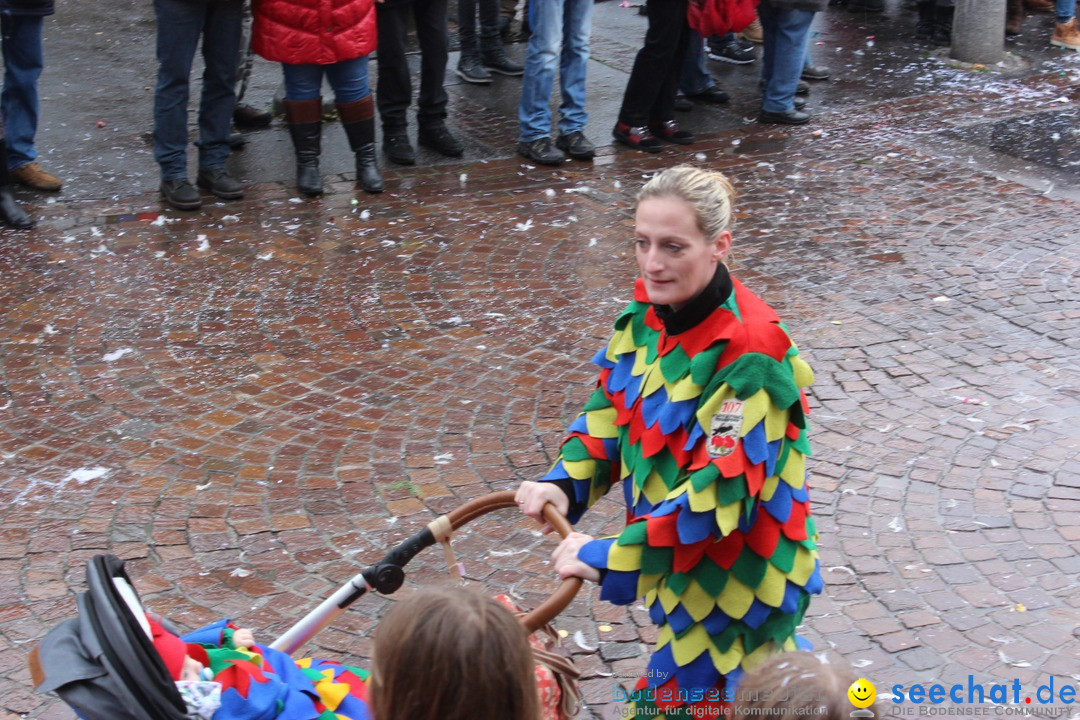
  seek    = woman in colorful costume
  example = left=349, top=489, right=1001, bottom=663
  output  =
left=517, top=165, right=824, bottom=719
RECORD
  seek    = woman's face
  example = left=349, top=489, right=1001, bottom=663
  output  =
left=634, top=196, right=730, bottom=310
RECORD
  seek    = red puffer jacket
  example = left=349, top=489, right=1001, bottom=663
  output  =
left=252, top=0, right=376, bottom=65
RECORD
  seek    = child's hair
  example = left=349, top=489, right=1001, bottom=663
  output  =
left=732, top=651, right=878, bottom=720
left=370, top=586, right=541, bottom=720
left=637, top=164, right=736, bottom=241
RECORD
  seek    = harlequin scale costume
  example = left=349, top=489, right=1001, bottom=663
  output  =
left=541, top=265, right=824, bottom=718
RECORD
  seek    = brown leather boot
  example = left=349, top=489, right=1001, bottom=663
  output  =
left=1006, top=0, right=1023, bottom=34
left=336, top=96, right=384, bottom=194
left=1051, top=17, right=1080, bottom=49
left=282, top=98, right=323, bottom=196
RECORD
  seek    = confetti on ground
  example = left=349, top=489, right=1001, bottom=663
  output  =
left=102, top=348, right=133, bottom=362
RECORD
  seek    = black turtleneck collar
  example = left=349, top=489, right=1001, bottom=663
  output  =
left=651, top=263, right=733, bottom=336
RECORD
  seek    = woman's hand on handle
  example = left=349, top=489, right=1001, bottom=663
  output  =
left=515, top=480, right=569, bottom=534
left=552, top=532, right=600, bottom=582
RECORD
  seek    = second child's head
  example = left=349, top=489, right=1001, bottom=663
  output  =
left=733, top=651, right=878, bottom=720
left=370, top=586, right=540, bottom=720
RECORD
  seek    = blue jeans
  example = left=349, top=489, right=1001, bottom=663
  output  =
left=1056, top=0, right=1074, bottom=22
left=282, top=58, right=371, bottom=104
left=678, top=31, right=715, bottom=96
left=1, top=15, right=44, bottom=171
left=758, top=2, right=815, bottom=113
left=152, top=0, right=243, bottom=181
left=517, top=0, right=593, bottom=142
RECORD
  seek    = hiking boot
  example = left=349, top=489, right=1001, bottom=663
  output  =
left=1051, top=17, right=1080, bottom=49
left=383, top=133, right=416, bottom=165
left=233, top=103, right=273, bottom=128
left=517, top=137, right=565, bottom=166
left=160, top=178, right=201, bottom=210
left=555, top=130, right=596, bottom=160
left=196, top=168, right=244, bottom=200
left=456, top=54, right=493, bottom=84
left=482, top=46, right=524, bottom=75
left=418, top=123, right=464, bottom=157
left=11, top=162, right=61, bottom=191
left=738, top=18, right=763, bottom=43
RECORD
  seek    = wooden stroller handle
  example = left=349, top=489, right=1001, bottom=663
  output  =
left=445, top=490, right=583, bottom=632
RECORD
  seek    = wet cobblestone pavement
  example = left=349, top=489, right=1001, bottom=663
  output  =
left=2, top=3, right=1080, bottom=719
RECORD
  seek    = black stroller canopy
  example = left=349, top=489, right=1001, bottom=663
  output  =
left=32, top=554, right=188, bottom=720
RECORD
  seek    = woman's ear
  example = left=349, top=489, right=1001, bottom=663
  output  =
left=712, top=230, right=732, bottom=263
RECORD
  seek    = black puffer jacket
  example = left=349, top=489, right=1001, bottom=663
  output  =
left=0, top=0, right=55, bottom=16
left=759, top=0, right=827, bottom=12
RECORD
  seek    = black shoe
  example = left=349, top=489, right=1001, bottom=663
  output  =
left=686, top=86, right=730, bottom=104
left=649, top=120, right=695, bottom=144
left=418, top=124, right=464, bottom=157
left=383, top=133, right=416, bottom=165
left=196, top=168, right=244, bottom=200
left=707, top=40, right=755, bottom=64
left=612, top=122, right=663, bottom=153
left=757, top=108, right=811, bottom=125
left=555, top=130, right=596, bottom=161
left=456, top=54, right=493, bottom=84
left=674, top=95, right=693, bottom=112
left=233, top=103, right=273, bottom=128
left=482, top=47, right=524, bottom=75
left=517, top=137, right=566, bottom=166
left=0, top=186, right=33, bottom=229
left=801, top=64, right=831, bottom=81
left=794, top=95, right=807, bottom=110
left=847, top=0, right=884, bottom=10
left=160, top=178, right=202, bottom=210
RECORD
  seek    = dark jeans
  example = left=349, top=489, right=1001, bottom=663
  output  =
left=618, top=0, right=690, bottom=127
left=458, top=0, right=500, bottom=55
left=1, top=14, right=44, bottom=171
left=376, top=0, right=450, bottom=132
left=152, top=0, right=243, bottom=181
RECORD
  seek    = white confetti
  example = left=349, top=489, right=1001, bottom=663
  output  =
left=572, top=631, right=597, bottom=652
left=43, top=324, right=57, bottom=335
left=195, top=235, right=210, bottom=252
left=515, top=219, right=534, bottom=231
left=221, top=214, right=241, bottom=224
left=360, top=209, right=371, bottom=220
left=851, top=659, right=873, bottom=669
left=230, top=567, right=252, bottom=578
left=694, top=153, right=707, bottom=162
left=888, top=516, right=905, bottom=533
left=102, top=348, right=133, bottom=362
left=588, top=238, right=597, bottom=247
left=387, top=516, right=398, bottom=526
left=64, top=467, right=110, bottom=484
left=256, top=251, right=274, bottom=260
left=933, top=296, right=951, bottom=303
left=827, top=566, right=856, bottom=575
left=545, top=188, right=556, bottom=197
left=459, top=173, right=468, bottom=183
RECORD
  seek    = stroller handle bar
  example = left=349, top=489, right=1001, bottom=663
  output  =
left=270, top=491, right=581, bottom=654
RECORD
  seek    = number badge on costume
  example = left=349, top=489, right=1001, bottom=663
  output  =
left=707, top=400, right=744, bottom=458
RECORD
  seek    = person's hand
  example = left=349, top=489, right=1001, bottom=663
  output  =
left=515, top=481, right=569, bottom=534
left=232, top=628, right=255, bottom=649
left=551, top=532, right=600, bottom=582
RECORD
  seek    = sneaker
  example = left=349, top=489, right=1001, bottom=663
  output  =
left=482, top=47, right=524, bottom=75
left=11, top=162, right=62, bottom=192
left=517, top=137, right=566, bottom=166
left=383, top=133, right=416, bottom=165
left=707, top=40, right=755, bottom=64
left=649, top=120, right=695, bottom=145
left=456, top=55, right=493, bottom=84
left=418, top=123, right=464, bottom=157
left=555, top=130, right=596, bottom=160
left=738, top=18, right=763, bottom=44
left=196, top=168, right=244, bottom=200
left=160, top=178, right=201, bottom=211
left=612, top=122, right=662, bottom=153
left=1051, top=17, right=1080, bottom=49
left=233, top=103, right=273, bottom=128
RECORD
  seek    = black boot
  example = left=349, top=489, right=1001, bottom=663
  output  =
left=283, top=98, right=323, bottom=196
left=934, top=4, right=954, bottom=44
left=338, top=97, right=384, bottom=194
left=0, top=146, right=33, bottom=229
left=915, top=1, right=935, bottom=38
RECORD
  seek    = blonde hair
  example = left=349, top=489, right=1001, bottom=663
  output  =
left=732, top=652, right=879, bottom=720
left=370, top=587, right=541, bottom=720
left=637, top=164, right=736, bottom=241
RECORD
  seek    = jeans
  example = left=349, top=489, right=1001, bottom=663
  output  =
left=517, top=0, right=593, bottom=142
left=376, top=0, right=450, bottom=132
left=1, top=15, right=44, bottom=171
left=152, top=0, right=243, bottom=181
left=758, top=1, right=815, bottom=113
left=282, top=58, right=371, bottom=104
left=1056, top=0, right=1074, bottom=22
left=618, top=0, right=690, bottom=127
left=678, top=31, right=715, bottom=96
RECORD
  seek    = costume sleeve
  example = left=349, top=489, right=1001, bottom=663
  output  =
left=577, top=325, right=822, bottom=632
left=537, top=348, right=623, bottom=524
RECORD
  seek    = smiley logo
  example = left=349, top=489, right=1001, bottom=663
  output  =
left=848, top=678, right=876, bottom=709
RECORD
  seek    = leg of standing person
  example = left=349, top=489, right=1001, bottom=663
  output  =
left=678, top=30, right=728, bottom=103
left=328, top=57, right=384, bottom=194
left=376, top=2, right=416, bottom=165
left=1051, top=0, right=1080, bottom=48
left=756, top=1, right=813, bottom=124
left=281, top=63, right=326, bottom=196
left=801, top=30, right=829, bottom=81
left=233, top=0, right=272, bottom=128
left=517, top=0, right=567, bottom=165
left=153, top=0, right=207, bottom=210
left=414, top=0, right=464, bottom=157
left=194, top=0, right=244, bottom=200
left=553, top=0, right=594, bottom=160
left=614, top=0, right=692, bottom=152
left=481, top=0, right=524, bottom=75
left=1, top=14, right=61, bottom=192
left=457, top=0, right=494, bottom=83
